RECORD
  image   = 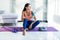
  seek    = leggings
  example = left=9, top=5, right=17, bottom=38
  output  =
left=23, top=18, right=40, bottom=30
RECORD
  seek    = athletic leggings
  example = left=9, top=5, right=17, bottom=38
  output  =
left=23, top=18, right=40, bottom=30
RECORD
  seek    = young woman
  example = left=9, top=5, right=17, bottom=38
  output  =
left=21, top=3, right=40, bottom=35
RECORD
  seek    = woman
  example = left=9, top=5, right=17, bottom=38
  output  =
left=21, top=3, right=40, bottom=35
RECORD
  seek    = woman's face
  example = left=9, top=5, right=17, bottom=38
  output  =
left=26, top=5, right=31, bottom=11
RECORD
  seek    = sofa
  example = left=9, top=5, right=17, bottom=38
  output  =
left=0, top=13, right=17, bottom=26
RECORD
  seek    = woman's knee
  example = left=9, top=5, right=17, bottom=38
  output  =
left=36, top=20, right=40, bottom=24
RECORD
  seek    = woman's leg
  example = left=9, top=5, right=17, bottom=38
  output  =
left=23, top=18, right=28, bottom=35
left=27, top=21, right=33, bottom=29
left=23, top=18, right=28, bottom=29
left=32, top=20, right=40, bottom=29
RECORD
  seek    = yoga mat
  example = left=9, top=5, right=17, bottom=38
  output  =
left=0, top=26, right=58, bottom=32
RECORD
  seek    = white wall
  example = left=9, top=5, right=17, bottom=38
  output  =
left=48, top=0, right=60, bottom=30
left=0, top=0, right=10, bottom=13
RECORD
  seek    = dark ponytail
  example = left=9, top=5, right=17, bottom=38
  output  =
left=23, top=3, right=30, bottom=11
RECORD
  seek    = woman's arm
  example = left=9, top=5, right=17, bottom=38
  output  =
left=30, top=12, right=36, bottom=24
left=34, top=16, right=36, bottom=21
left=31, top=16, right=36, bottom=24
left=21, top=12, right=25, bottom=21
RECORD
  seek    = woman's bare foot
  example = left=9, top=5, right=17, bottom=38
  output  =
left=22, top=30, right=26, bottom=36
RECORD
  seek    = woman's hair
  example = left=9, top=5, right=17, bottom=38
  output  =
left=23, top=3, right=30, bottom=11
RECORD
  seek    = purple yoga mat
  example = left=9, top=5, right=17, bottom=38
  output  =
left=47, top=27, right=58, bottom=31
left=0, top=26, right=58, bottom=32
